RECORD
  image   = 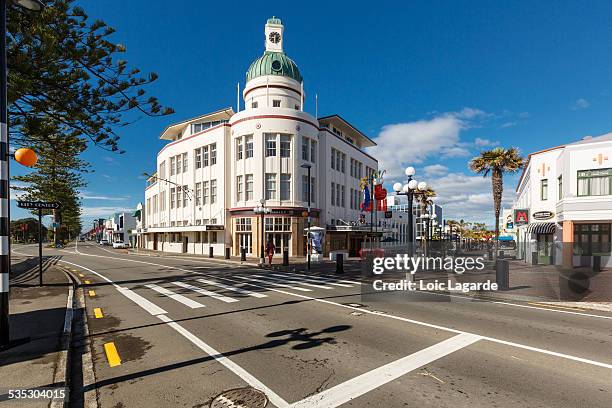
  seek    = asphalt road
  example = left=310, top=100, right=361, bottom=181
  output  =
left=12, top=242, right=612, bottom=408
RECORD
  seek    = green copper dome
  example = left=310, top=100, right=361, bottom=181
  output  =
left=246, top=51, right=302, bottom=83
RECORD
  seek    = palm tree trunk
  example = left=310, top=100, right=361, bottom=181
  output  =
left=492, top=168, right=503, bottom=255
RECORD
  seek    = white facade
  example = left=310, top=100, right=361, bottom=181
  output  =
left=143, top=17, right=379, bottom=257
left=513, top=133, right=612, bottom=266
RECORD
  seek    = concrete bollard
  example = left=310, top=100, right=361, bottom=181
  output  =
left=531, top=251, right=538, bottom=266
left=225, top=247, right=230, bottom=259
left=283, top=248, right=289, bottom=266
left=495, top=259, right=509, bottom=290
left=209, top=246, right=214, bottom=258
left=336, top=253, right=344, bottom=274
left=241, top=248, right=246, bottom=262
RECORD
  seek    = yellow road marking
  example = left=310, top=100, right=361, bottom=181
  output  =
left=88, top=290, right=96, bottom=297
left=103, top=342, right=121, bottom=367
left=93, top=308, right=104, bottom=318
left=84, top=280, right=91, bottom=284
left=527, top=302, right=586, bottom=311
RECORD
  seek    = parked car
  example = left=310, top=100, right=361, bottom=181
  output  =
left=112, top=241, right=129, bottom=249
left=99, top=239, right=109, bottom=246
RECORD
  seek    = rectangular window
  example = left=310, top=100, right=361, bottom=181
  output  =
left=336, top=184, right=341, bottom=207
left=170, top=188, right=176, bottom=209
left=341, top=185, right=346, bottom=207
left=280, top=173, right=291, bottom=200
left=195, top=148, right=202, bottom=169
left=331, top=182, right=335, bottom=206
left=341, top=153, right=346, bottom=173
left=310, top=177, right=316, bottom=204
left=176, top=154, right=182, bottom=174
left=541, top=179, right=548, bottom=201
left=203, top=181, right=209, bottom=204
left=302, top=175, right=309, bottom=202
left=245, top=136, right=254, bottom=158
left=350, top=188, right=354, bottom=209
left=558, top=176, right=563, bottom=200
left=252, top=101, right=258, bottom=108
left=236, top=137, right=243, bottom=160
left=159, top=161, right=166, bottom=179
left=574, top=223, right=611, bottom=255
left=350, top=159, right=354, bottom=177
left=265, top=134, right=277, bottom=157
left=246, top=174, right=254, bottom=200
left=211, top=179, right=217, bottom=203
left=577, top=168, right=612, bottom=196
left=331, top=148, right=335, bottom=169
left=203, top=146, right=209, bottom=167
left=310, top=140, right=317, bottom=163
left=182, top=186, right=188, bottom=207
left=170, top=156, right=176, bottom=176
left=273, top=99, right=281, bottom=107
left=210, top=144, right=217, bottom=165
left=358, top=163, right=363, bottom=179
left=265, top=173, right=277, bottom=200
left=280, top=135, right=291, bottom=158
left=236, top=175, right=243, bottom=201
left=160, top=191, right=166, bottom=211
left=182, top=153, right=188, bottom=172
left=195, top=183, right=202, bottom=206
left=302, top=137, right=309, bottom=161
left=176, top=186, right=182, bottom=208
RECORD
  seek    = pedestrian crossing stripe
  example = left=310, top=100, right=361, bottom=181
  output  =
left=196, top=278, right=268, bottom=298
left=172, top=281, right=239, bottom=303
left=145, top=283, right=205, bottom=309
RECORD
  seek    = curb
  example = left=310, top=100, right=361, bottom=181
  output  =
left=51, top=267, right=77, bottom=408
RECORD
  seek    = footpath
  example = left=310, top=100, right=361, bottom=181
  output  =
left=0, top=253, right=75, bottom=407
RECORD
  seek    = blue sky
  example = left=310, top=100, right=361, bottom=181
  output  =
left=11, top=0, right=612, bottom=228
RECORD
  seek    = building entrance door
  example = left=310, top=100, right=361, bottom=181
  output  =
left=537, top=233, right=553, bottom=265
left=238, top=233, right=252, bottom=255
left=270, top=233, right=291, bottom=255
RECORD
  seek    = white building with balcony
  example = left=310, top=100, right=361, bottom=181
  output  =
left=514, top=133, right=612, bottom=266
left=142, top=17, right=379, bottom=257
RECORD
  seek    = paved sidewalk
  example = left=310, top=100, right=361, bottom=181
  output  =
left=0, top=254, right=73, bottom=407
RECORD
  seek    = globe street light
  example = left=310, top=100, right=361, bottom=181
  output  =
left=1, top=0, right=45, bottom=347
left=393, top=167, right=423, bottom=256
left=253, top=199, right=271, bottom=265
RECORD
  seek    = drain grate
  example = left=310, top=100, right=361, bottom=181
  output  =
left=210, top=387, right=268, bottom=408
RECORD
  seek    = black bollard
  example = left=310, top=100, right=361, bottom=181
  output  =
left=241, top=248, right=246, bottom=262
left=495, top=259, right=509, bottom=290
left=283, top=248, right=289, bottom=266
left=593, top=255, right=601, bottom=272
left=225, top=247, right=230, bottom=259
left=209, top=246, right=214, bottom=258
left=531, top=251, right=538, bottom=266
left=336, top=253, right=344, bottom=274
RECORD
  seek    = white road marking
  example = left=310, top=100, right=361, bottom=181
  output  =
left=196, top=278, right=268, bottom=298
left=145, top=283, right=206, bottom=309
left=118, top=286, right=168, bottom=316
left=290, top=272, right=362, bottom=285
left=290, top=333, right=481, bottom=408
left=57, top=247, right=612, bottom=370
left=281, top=272, right=353, bottom=287
left=237, top=275, right=313, bottom=292
left=266, top=273, right=334, bottom=289
left=158, top=314, right=289, bottom=408
left=172, top=281, right=239, bottom=303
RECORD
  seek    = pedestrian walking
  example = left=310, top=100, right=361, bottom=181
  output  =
left=266, top=238, right=276, bottom=265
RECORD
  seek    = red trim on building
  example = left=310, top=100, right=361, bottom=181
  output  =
left=243, top=84, right=301, bottom=99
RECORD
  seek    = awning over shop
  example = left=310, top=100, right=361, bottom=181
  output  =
left=526, top=222, right=556, bottom=234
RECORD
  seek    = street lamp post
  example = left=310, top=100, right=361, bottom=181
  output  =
left=0, top=0, right=45, bottom=347
left=392, top=167, right=427, bottom=257
left=301, top=164, right=311, bottom=270
left=254, top=199, right=270, bottom=265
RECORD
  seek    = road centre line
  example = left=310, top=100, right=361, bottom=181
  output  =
left=61, top=247, right=612, bottom=369
left=290, top=333, right=481, bottom=408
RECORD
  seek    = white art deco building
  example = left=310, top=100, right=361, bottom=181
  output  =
left=142, top=17, right=379, bottom=257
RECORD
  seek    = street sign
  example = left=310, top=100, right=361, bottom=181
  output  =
left=513, top=209, right=529, bottom=226
left=17, top=201, right=61, bottom=210
left=533, top=211, right=554, bottom=220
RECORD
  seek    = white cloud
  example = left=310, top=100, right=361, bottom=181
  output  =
left=473, top=137, right=499, bottom=146
left=500, top=122, right=517, bottom=128
left=423, top=164, right=449, bottom=177
left=570, top=98, right=590, bottom=110
left=426, top=172, right=519, bottom=225
left=369, top=108, right=488, bottom=179
left=80, top=191, right=129, bottom=201
left=81, top=206, right=135, bottom=217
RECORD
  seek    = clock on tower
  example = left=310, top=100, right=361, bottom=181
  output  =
left=265, top=16, right=284, bottom=52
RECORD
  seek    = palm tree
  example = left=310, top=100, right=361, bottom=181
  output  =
left=469, top=147, right=525, bottom=253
